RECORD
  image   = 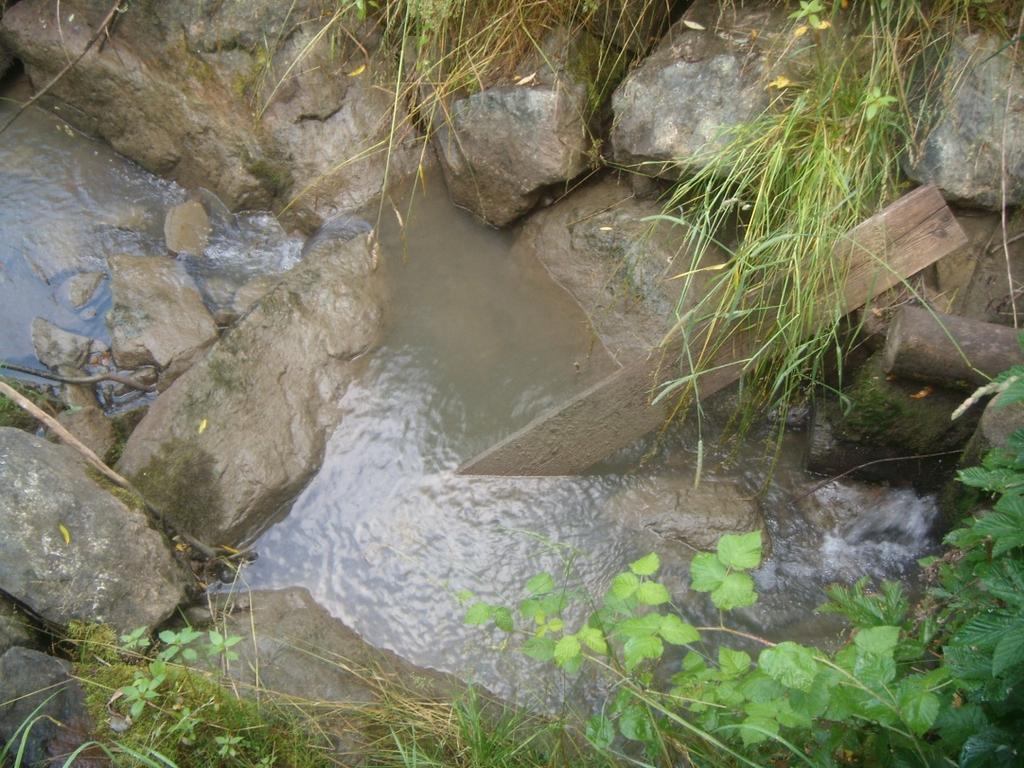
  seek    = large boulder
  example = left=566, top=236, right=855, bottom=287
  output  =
left=433, top=31, right=598, bottom=226
left=0, top=1, right=417, bottom=223
left=510, top=176, right=725, bottom=363
left=606, top=477, right=765, bottom=552
left=210, top=588, right=462, bottom=704
left=905, top=31, right=1024, bottom=210
left=106, top=254, right=218, bottom=382
left=117, top=225, right=386, bottom=546
left=0, top=598, right=41, bottom=658
left=0, top=648, right=97, bottom=768
left=611, top=1, right=790, bottom=176
left=0, top=427, right=186, bottom=632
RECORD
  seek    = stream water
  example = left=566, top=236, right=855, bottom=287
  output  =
left=1, top=78, right=942, bottom=711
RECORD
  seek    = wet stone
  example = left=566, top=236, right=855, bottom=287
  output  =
left=31, top=317, right=94, bottom=369
left=65, top=270, right=104, bottom=308
left=164, top=199, right=211, bottom=255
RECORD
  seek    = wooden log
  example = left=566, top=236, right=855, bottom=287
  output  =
left=461, top=185, right=967, bottom=476
left=882, top=306, right=1024, bottom=390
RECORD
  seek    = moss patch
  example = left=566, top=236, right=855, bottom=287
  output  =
left=242, top=150, right=294, bottom=199
left=129, top=437, right=222, bottom=538
left=0, top=376, right=64, bottom=432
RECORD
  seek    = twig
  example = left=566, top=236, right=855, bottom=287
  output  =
left=694, top=626, right=777, bottom=647
left=0, top=380, right=219, bottom=559
left=1000, top=4, right=1024, bottom=328
left=1, top=361, right=155, bottom=392
left=0, top=0, right=124, bottom=136
left=795, top=449, right=963, bottom=501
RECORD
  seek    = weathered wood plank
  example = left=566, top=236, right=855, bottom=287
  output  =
left=460, top=186, right=967, bottom=476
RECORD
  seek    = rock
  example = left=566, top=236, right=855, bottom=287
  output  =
left=231, top=273, right=280, bottom=318
left=611, top=1, right=790, bottom=176
left=905, top=31, right=1024, bottom=210
left=65, top=271, right=105, bottom=309
left=0, top=38, right=11, bottom=81
left=434, top=31, right=595, bottom=226
left=0, top=648, right=96, bottom=768
left=57, top=406, right=116, bottom=460
left=0, top=427, right=186, bottom=632
left=0, top=598, right=41, bottom=657
left=607, top=477, right=765, bottom=552
left=0, top=1, right=416, bottom=221
left=211, top=588, right=463, bottom=704
left=106, top=254, right=218, bottom=382
left=31, top=317, right=94, bottom=370
left=164, top=199, right=211, bottom=255
left=510, top=176, right=726, bottom=363
left=117, top=228, right=386, bottom=545
left=799, top=481, right=939, bottom=548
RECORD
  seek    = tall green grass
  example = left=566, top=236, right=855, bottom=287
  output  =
left=648, top=0, right=984, bottom=431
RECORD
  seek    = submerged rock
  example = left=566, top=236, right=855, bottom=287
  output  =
left=65, top=270, right=105, bottom=309
left=0, top=427, right=186, bottom=632
left=905, top=31, right=1024, bottom=210
left=106, top=254, right=218, bottom=382
left=0, top=648, right=96, bottom=768
left=611, top=1, right=790, bottom=176
left=211, top=588, right=462, bottom=704
left=118, top=227, right=386, bottom=546
left=607, top=477, right=765, bottom=552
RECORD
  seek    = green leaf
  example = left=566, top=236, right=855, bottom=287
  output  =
left=464, top=602, right=493, bottom=625
left=690, top=552, right=726, bottom=592
left=854, top=625, right=901, bottom=656
left=454, top=589, right=474, bottom=605
left=718, top=647, right=752, bottom=678
left=578, top=626, right=608, bottom=655
left=992, top=627, right=1024, bottom=676
left=493, top=607, right=514, bottom=633
left=526, top=572, right=555, bottom=595
left=739, top=715, right=779, bottom=746
left=624, top=635, right=664, bottom=670
left=521, top=636, right=555, bottom=662
left=758, top=642, right=818, bottom=692
left=636, top=581, right=671, bottom=606
left=717, top=531, right=762, bottom=570
left=615, top=613, right=664, bottom=639
left=711, top=572, right=757, bottom=610
left=658, top=614, right=699, bottom=645
left=585, top=715, right=614, bottom=750
left=610, top=572, right=640, bottom=599
left=629, top=552, right=661, bottom=576
left=896, top=677, right=940, bottom=736
left=618, top=704, right=654, bottom=744
left=554, top=635, right=582, bottom=666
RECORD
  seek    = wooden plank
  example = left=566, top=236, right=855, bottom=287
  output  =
left=460, top=186, right=967, bottom=476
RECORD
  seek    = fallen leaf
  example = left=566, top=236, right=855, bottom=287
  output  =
left=910, top=386, right=934, bottom=400
left=515, top=72, right=537, bottom=86
left=347, top=63, right=366, bottom=77
left=767, top=75, right=793, bottom=90
left=682, top=20, right=706, bottom=30
left=794, top=25, right=809, bottom=37
left=198, top=418, right=208, bottom=434
left=58, top=523, right=71, bottom=545
left=814, top=19, right=832, bottom=30
left=599, top=226, right=614, bottom=231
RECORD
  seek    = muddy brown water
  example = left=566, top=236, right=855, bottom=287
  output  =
left=1, top=85, right=940, bottom=710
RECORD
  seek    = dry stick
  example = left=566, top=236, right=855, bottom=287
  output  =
left=0, top=0, right=123, bottom=135
left=1001, top=5, right=1024, bottom=328
left=1, top=361, right=155, bottom=392
left=0, top=380, right=219, bottom=559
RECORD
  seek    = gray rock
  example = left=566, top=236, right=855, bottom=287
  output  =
left=57, top=406, right=116, bottom=460
left=0, top=648, right=94, bottom=768
left=0, top=598, right=41, bottom=657
left=607, top=477, right=765, bottom=552
left=611, top=1, right=790, bottom=176
left=0, top=39, right=11, bottom=81
left=510, top=176, right=726, bottom=364
left=164, top=199, right=211, bottom=255
left=65, top=271, right=105, bottom=309
left=211, top=588, right=462, bottom=704
left=117, top=230, right=386, bottom=546
left=905, top=32, right=1024, bottom=210
left=106, top=254, right=218, bottom=382
left=31, top=318, right=93, bottom=370
left=435, top=78, right=591, bottom=226
left=0, top=427, right=186, bottom=632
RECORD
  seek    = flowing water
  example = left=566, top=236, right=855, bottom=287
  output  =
left=1, top=78, right=941, bottom=710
